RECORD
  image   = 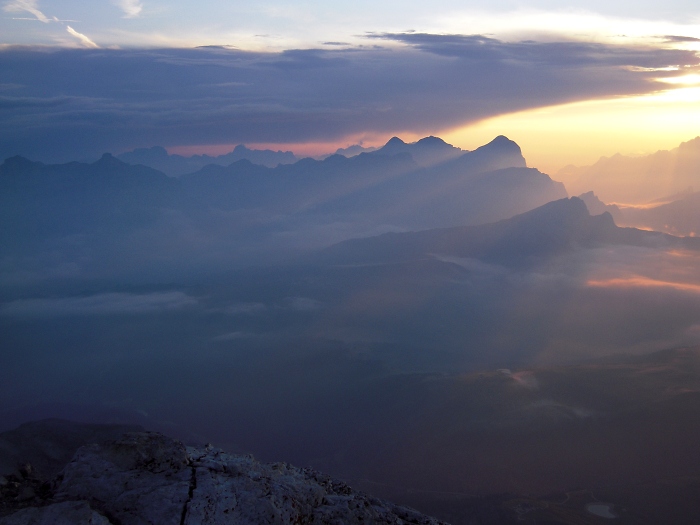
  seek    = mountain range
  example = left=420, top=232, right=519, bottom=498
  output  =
left=179, top=135, right=565, bottom=230
left=117, top=144, right=299, bottom=176
left=576, top=189, right=700, bottom=237
left=0, top=135, right=567, bottom=275
left=116, top=136, right=463, bottom=177
left=558, top=136, right=700, bottom=203
left=4, top=135, right=700, bottom=524
left=320, top=196, right=700, bottom=268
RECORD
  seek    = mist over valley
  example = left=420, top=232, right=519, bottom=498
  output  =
left=3, top=132, right=700, bottom=523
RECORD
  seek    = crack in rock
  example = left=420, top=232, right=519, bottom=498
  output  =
left=180, top=458, right=197, bottom=525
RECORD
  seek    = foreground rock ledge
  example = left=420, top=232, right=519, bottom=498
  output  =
left=0, top=431, right=447, bottom=525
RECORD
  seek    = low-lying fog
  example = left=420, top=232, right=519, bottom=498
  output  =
left=4, top=143, right=700, bottom=523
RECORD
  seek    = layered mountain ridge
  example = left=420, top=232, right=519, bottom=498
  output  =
left=0, top=135, right=567, bottom=273
left=320, top=196, right=699, bottom=268
left=558, top=135, right=700, bottom=203
left=117, top=144, right=299, bottom=176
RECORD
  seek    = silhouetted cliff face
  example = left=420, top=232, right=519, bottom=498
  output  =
left=318, top=197, right=698, bottom=268
left=0, top=423, right=447, bottom=525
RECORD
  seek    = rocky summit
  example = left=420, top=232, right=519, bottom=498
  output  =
left=0, top=429, right=447, bottom=525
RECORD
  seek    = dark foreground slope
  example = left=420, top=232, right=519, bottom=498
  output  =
left=0, top=423, right=447, bottom=525
left=4, top=348, right=700, bottom=524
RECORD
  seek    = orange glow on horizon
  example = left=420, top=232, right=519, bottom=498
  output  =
left=443, top=87, right=700, bottom=175
left=587, top=276, right=700, bottom=293
left=168, top=142, right=344, bottom=158
left=611, top=201, right=673, bottom=210
left=167, top=85, right=700, bottom=171
left=168, top=140, right=375, bottom=159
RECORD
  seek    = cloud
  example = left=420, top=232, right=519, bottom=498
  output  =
left=525, top=399, right=597, bottom=419
left=0, top=35, right=697, bottom=161
left=113, top=0, right=143, bottom=18
left=0, top=95, right=74, bottom=109
left=368, top=32, right=700, bottom=69
left=3, top=0, right=49, bottom=23
left=222, top=302, right=267, bottom=315
left=4, top=2, right=98, bottom=49
left=284, top=297, right=322, bottom=311
left=663, top=35, right=700, bottom=43
left=65, top=25, right=99, bottom=48
left=0, top=292, right=198, bottom=316
left=211, top=331, right=255, bottom=341
left=587, top=276, right=700, bottom=294
left=511, top=371, right=539, bottom=389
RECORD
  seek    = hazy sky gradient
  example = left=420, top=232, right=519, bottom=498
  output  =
left=3, top=1, right=700, bottom=48
left=2, top=0, right=700, bottom=167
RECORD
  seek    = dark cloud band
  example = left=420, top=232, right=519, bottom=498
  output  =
left=1, top=35, right=697, bottom=161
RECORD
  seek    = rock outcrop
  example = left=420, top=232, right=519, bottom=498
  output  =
left=0, top=427, right=447, bottom=525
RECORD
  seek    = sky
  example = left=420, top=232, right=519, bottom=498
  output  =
left=2, top=0, right=700, bottom=170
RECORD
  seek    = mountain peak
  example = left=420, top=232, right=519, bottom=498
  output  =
left=678, top=136, right=700, bottom=154
left=445, top=135, right=525, bottom=172
left=506, top=197, right=617, bottom=233
left=384, top=136, right=406, bottom=147
left=416, top=136, right=449, bottom=147
left=376, top=135, right=463, bottom=167
left=485, top=135, right=520, bottom=150
left=0, top=155, right=45, bottom=177
left=320, top=197, right=625, bottom=268
left=1, top=155, right=38, bottom=169
left=94, top=152, right=128, bottom=169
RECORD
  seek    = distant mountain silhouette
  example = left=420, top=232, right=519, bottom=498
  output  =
left=0, top=135, right=569, bottom=272
left=180, top=152, right=419, bottom=212
left=576, top=191, right=623, bottom=221
left=0, top=153, right=175, bottom=208
left=442, top=135, right=527, bottom=172
left=331, top=144, right=377, bottom=157
left=177, top=135, right=564, bottom=229
left=1, top=135, right=565, bottom=238
left=320, top=197, right=699, bottom=267
left=0, top=154, right=177, bottom=244
left=118, top=144, right=298, bottom=176
left=618, top=190, right=700, bottom=236
left=575, top=187, right=700, bottom=237
left=372, top=135, right=464, bottom=167
left=557, top=136, right=700, bottom=203
left=311, top=136, right=558, bottom=229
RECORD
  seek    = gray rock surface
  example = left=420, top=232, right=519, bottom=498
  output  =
left=184, top=445, right=445, bottom=524
left=55, top=432, right=192, bottom=525
left=1, top=428, right=448, bottom=525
